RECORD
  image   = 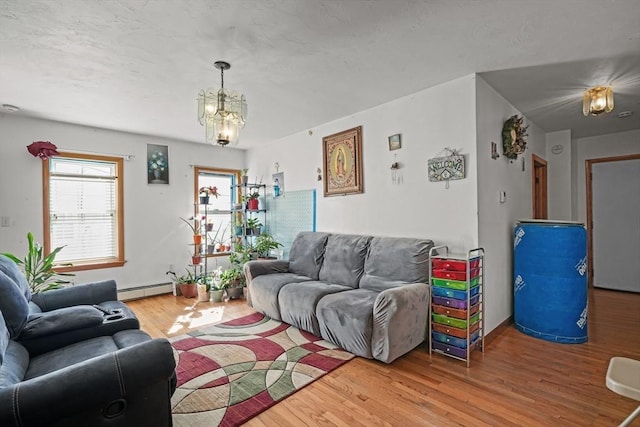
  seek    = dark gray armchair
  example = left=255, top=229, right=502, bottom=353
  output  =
left=0, top=255, right=138, bottom=355
left=0, top=311, right=176, bottom=427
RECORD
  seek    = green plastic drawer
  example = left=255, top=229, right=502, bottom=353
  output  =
left=432, top=312, right=480, bottom=329
left=431, top=276, right=479, bottom=290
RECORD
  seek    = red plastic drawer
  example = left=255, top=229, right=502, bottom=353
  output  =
left=432, top=268, right=480, bottom=281
left=432, top=303, right=480, bottom=320
left=432, top=322, right=480, bottom=339
left=432, top=258, right=480, bottom=272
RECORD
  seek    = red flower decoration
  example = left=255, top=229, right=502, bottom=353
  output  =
left=27, top=141, right=60, bottom=159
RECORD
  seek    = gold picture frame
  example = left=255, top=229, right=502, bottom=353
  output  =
left=322, top=126, right=363, bottom=197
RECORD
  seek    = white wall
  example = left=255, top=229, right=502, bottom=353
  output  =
left=574, top=129, right=640, bottom=223
left=475, top=76, right=546, bottom=333
left=0, top=114, right=244, bottom=289
left=246, top=75, right=479, bottom=252
left=546, top=130, right=572, bottom=220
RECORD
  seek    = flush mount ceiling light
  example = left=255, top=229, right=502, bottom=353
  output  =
left=197, top=61, right=248, bottom=146
left=582, top=86, right=614, bottom=116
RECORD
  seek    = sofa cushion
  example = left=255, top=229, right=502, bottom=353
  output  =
left=0, top=341, right=29, bottom=388
left=316, top=289, right=378, bottom=358
left=278, top=281, right=351, bottom=336
left=0, top=270, right=30, bottom=339
left=359, top=236, right=433, bottom=292
left=24, top=329, right=151, bottom=380
left=288, top=232, right=330, bottom=280
left=318, top=234, right=372, bottom=288
left=0, top=255, right=31, bottom=302
left=249, top=273, right=314, bottom=320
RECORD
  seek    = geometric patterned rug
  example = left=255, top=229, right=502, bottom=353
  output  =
left=170, top=312, right=354, bottom=427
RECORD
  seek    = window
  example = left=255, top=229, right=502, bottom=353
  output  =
left=43, top=153, right=125, bottom=271
left=194, top=166, right=239, bottom=256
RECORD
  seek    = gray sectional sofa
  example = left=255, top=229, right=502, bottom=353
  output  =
left=244, top=232, right=434, bottom=363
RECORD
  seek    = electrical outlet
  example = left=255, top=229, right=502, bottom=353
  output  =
left=168, top=264, right=174, bottom=272
left=1, top=216, right=10, bottom=227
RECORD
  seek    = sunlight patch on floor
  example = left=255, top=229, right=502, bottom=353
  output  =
left=167, top=302, right=226, bottom=335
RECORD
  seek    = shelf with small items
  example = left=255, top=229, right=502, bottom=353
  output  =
left=428, top=246, right=485, bottom=367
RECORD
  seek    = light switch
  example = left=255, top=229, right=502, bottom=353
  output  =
left=499, top=191, right=507, bottom=204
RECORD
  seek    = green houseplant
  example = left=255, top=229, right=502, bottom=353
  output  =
left=245, top=217, right=262, bottom=235
left=2, top=232, right=74, bottom=293
left=254, top=233, right=283, bottom=259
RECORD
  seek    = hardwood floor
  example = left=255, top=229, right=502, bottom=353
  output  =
left=127, top=288, right=640, bottom=426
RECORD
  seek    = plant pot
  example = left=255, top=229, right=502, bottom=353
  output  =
left=225, top=287, right=244, bottom=300
left=247, top=199, right=259, bottom=210
left=210, top=289, right=224, bottom=302
left=172, top=281, right=182, bottom=296
left=193, top=234, right=202, bottom=245
left=208, top=244, right=216, bottom=254
left=192, top=255, right=201, bottom=265
left=199, top=196, right=210, bottom=205
left=180, top=282, right=198, bottom=298
left=241, top=176, right=248, bottom=185
left=252, top=227, right=261, bottom=236
left=234, top=225, right=243, bottom=236
left=197, top=284, right=209, bottom=302
left=205, top=223, right=214, bottom=231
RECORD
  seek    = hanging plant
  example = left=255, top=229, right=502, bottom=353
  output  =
left=501, top=115, right=528, bottom=160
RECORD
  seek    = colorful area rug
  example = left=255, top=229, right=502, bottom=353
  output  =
left=170, top=312, right=354, bottom=427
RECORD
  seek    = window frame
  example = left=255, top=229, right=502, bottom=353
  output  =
left=194, top=166, right=241, bottom=258
left=43, top=152, right=125, bottom=272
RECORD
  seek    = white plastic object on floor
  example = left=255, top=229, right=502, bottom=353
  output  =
left=606, top=357, right=640, bottom=427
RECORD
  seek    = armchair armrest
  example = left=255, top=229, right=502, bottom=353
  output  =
left=21, top=306, right=104, bottom=339
left=31, top=280, right=118, bottom=311
left=0, top=338, right=176, bottom=427
left=244, top=260, right=290, bottom=283
left=371, top=282, right=430, bottom=363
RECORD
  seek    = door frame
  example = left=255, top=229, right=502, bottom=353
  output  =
left=531, top=154, right=548, bottom=219
left=585, top=154, right=640, bottom=286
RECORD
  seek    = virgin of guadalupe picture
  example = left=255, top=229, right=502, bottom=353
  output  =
left=322, top=126, right=363, bottom=196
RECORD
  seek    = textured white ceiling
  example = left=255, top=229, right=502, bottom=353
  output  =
left=1, top=0, right=639, bottom=148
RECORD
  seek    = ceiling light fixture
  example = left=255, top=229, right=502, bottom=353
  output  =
left=197, top=61, right=248, bottom=146
left=582, top=86, right=614, bottom=116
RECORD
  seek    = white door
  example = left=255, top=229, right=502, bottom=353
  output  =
left=592, top=158, right=640, bottom=292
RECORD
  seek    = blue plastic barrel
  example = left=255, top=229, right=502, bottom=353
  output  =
left=513, top=220, right=588, bottom=343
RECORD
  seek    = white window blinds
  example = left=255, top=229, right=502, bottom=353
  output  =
left=49, top=157, right=118, bottom=263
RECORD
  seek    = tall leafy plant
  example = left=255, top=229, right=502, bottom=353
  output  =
left=2, top=232, right=74, bottom=293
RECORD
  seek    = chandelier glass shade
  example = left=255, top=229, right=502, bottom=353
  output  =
left=582, top=86, right=614, bottom=116
left=197, top=61, right=248, bottom=146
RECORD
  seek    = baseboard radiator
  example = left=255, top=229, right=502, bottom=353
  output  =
left=117, top=282, right=173, bottom=301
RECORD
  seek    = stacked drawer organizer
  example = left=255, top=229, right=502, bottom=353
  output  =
left=429, top=246, right=485, bottom=367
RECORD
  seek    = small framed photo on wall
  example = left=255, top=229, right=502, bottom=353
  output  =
left=147, top=144, right=169, bottom=184
left=388, top=134, right=401, bottom=151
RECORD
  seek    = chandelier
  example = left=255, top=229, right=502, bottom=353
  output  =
left=582, top=86, right=614, bottom=116
left=197, top=61, right=248, bottom=146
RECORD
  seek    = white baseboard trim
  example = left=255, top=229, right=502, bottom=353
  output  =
left=118, top=282, right=173, bottom=301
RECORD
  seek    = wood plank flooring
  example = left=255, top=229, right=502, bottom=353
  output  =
left=127, top=288, right=640, bottom=426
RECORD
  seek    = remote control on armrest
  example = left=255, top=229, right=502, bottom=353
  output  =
left=92, top=304, right=114, bottom=315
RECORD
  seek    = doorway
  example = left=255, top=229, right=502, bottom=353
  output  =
left=586, top=154, right=640, bottom=291
left=531, top=154, right=548, bottom=219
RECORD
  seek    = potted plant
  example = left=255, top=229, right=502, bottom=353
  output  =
left=199, top=185, right=219, bottom=205
left=180, top=217, right=202, bottom=244
left=2, top=232, right=75, bottom=293
left=254, top=232, right=283, bottom=259
left=196, top=275, right=211, bottom=302
left=210, top=267, right=224, bottom=302
left=246, top=217, right=262, bottom=236
left=176, top=270, right=198, bottom=298
left=220, top=267, right=244, bottom=299
left=245, top=191, right=260, bottom=210
left=241, top=168, right=249, bottom=185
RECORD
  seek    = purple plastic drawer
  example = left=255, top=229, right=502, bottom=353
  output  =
left=432, top=294, right=479, bottom=309
left=432, top=341, right=467, bottom=358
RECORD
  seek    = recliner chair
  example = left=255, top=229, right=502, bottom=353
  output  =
left=0, top=254, right=139, bottom=355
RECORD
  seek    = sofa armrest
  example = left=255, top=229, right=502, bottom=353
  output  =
left=21, top=306, right=104, bottom=339
left=244, top=260, right=290, bottom=283
left=31, top=280, right=118, bottom=311
left=371, top=282, right=430, bottom=363
left=0, top=338, right=176, bottom=427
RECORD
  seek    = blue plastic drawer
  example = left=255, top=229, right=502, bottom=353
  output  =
left=432, top=285, right=480, bottom=300
left=432, top=331, right=479, bottom=349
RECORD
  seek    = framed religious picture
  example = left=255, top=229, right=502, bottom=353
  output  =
left=322, top=126, right=363, bottom=197
left=388, top=133, right=401, bottom=150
